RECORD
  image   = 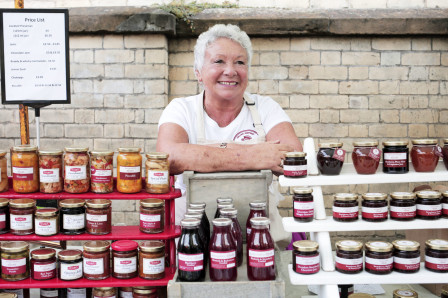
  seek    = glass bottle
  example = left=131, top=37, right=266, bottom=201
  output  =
left=213, top=197, right=233, bottom=218
left=209, top=218, right=237, bottom=281
left=214, top=202, right=234, bottom=219
left=246, top=201, right=267, bottom=241
left=187, top=206, right=211, bottom=243
left=247, top=217, right=275, bottom=281
left=183, top=212, right=209, bottom=265
left=220, top=208, right=243, bottom=267
left=188, top=202, right=210, bottom=238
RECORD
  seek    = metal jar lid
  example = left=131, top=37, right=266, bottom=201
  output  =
left=111, top=240, right=139, bottom=252
left=90, top=150, right=114, bottom=156
left=0, top=241, right=29, bottom=253
left=390, top=192, right=416, bottom=200
left=118, top=147, right=141, bottom=153
left=133, top=288, right=157, bottom=295
left=0, top=293, right=18, bottom=298
left=335, top=240, right=363, bottom=251
left=146, top=152, right=169, bottom=159
left=10, top=198, right=36, bottom=208
left=189, top=202, right=206, bottom=209
left=393, top=289, right=418, bottom=298
left=361, top=193, right=387, bottom=201
left=38, top=149, right=63, bottom=155
left=353, top=141, right=379, bottom=147
left=140, top=198, right=164, bottom=208
left=59, top=199, right=85, bottom=208
left=184, top=213, right=202, bottom=220
left=187, top=207, right=205, bottom=214
left=12, top=145, right=38, bottom=152
left=64, top=147, right=89, bottom=153
left=293, top=187, right=313, bottom=194
left=180, top=218, right=201, bottom=227
left=220, top=208, right=238, bottom=217
left=292, top=240, right=319, bottom=252
left=0, top=151, right=6, bottom=157
left=31, top=248, right=56, bottom=260
left=425, top=239, right=448, bottom=250
left=35, top=207, right=58, bottom=217
left=217, top=202, right=234, bottom=209
left=58, top=249, right=83, bottom=261
left=285, top=152, right=306, bottom=158
left=415, top=190, right=441, bottom=199
left=139, top=240, right=165, bottom=253
left=83, top=240, right=111, bottom=253
left=212, top=218, right=232, bottom=227
left=0, top=198, right=9, bottom=207
left=365, top=241, right=393, bottom=252
left=249, top=201, right=267, bottom=210
left=86, top=199, right=111, bottom=209
left=348, top=294, right=375, bottom=298
left=411, top=139, right=437, bottom=145
left=334, top=193, right=358, bottom=201
left=216, top=197, right=233, bottom=204
left=392, top=240, right=420, bottom=251
left=250, top=217, right=270, bottom=226
left=382, top=140, right=408, bottom=147
left=318, top=142, right=343, bottom=148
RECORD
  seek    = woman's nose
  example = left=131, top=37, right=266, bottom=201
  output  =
left=223, top=63, right=237, bottom=76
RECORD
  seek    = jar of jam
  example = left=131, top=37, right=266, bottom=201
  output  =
left=352, top=141, right=381, bottom=174
left=145, top=152, right=170, bottom=194
left=11, top=145, right=39, bottom=193
left=393, top=289, right=418, bottom=298
left=425, top=239, right=448, bottom=272
left=30, top=248, right=56, bottom=280
left=361, top=192, right=388, bottom=222
left=0, top=198, right=10, bottom=234
left=119, top=288, right=133, bottom=298
left=442, top=139, right=448, bottom=170
left=338, top=284, right=354, bottom=298
left=392, top=240, right=420, bottom=273
left=382, top=141, right=409, bottom=174
left=58, top=249, right=83, bottom=281
left=335, top=240, right=363, bottom=274
left=40, top=288, right=59, bottom=298
left=246, top=201, right=267, bottom=241
left=1, top=241, right=30, bottom=281
left=209, top=218, right=237, bottom=281
left=132, top=287, right=158, bottom=298
left=0, top=151, right=8, bottom=193
left=283, top=152, right=307, bottom=178
left=83, top=240, right=111, bottom=280
left=292, top=240, right=320, bottom=274
left=93, top=288, right=116, bottom=298
left=112, top=240, right=138, bottom=279
left=35, top=208, right=59, bottom=236
left=220, top=208, right=243, bottom=267
left=247, top=217, right=275, bottom=281
left=86, top=199, right=112, bottom=235
left=188, top=202, right=210, bottom=238
left=10, top=198, right=36, bottom=235
left=292, top=187, right=314, bottom=222
left=333, top=193, right=359, bottom=222
left=442, top=191, right=448, bottom=218
left=390, top=192, right=416, bottom=221
left=140, top=198, right=165, bottom=233
left=117, top=147, right=142, bottom=193
left=317, top=142, right=345, bottom=175
left=139, top=240, right=165, bottom=280
left=411, top=139, right=441, bottom=172
left=59, top=199, right=86, bottom=234
left=39, top=149, right=63, bottom=194
left=90, top=150, right=114, bottom=194
left=365, top=241, right=393, bottom=275
left=416, top=190, right=442, bottom=220
left=64, top=147, right=90, bottom=193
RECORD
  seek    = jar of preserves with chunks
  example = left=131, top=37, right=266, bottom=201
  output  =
left=145, top=152, right=170, bottom=194
left=64, top=147, right=90, bottom=193
left=39, top=149, right=63, bottom=194
left=11, top=145, right=39, bottom=193
left=0, top=150, right=8, bottom=193
left=90, top=150, right=114, bottom=194
left=117, top=148, right=142, bottom=193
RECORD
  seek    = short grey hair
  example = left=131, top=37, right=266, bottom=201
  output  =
left=194, top=24, right=253, bottom=74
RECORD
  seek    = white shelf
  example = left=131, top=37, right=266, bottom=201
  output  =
left=287, top=264, right=448, bottom=285
left=282, top=217, right=448, bottom=233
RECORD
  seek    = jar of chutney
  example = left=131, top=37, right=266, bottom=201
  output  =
left=425, top=239, right=448, bottom=272
left=292, top=240, right=320, bottom=274
left=117, top=147, right=142, bottom=193
left=10, top=198, right=35, bottom=235
left=85, top=199, right=111, bottom=235
left=58, top=249, right=83, bottom=281
left=283, top=152, right=307, bottom=178
left=112, top=240, right=138, bottom=279
left=90, top=150, right=114, bottom=194
left=35, top=208, right=59, bottom=236
left=11, top=145, right=39, bottom=193
left=333, top=193, right=359, bottom=222
left=83, top=240, right=111, bottom=280
left=1, top=241, right=30, bottom=281
left=411, top=139, right=441, bottom=172
left=140, top=198, right=165, bottom=234
left=59, top=199, right=86, bottom=234
left=365, top=241, right=393, bottom=275
left=145, top=152, right=170, bottom=194
left=335, top=240, right=363, bottom=274
left=292, top=187, right=314, bottom=222
left=38, top=149, right=63, bottom=194
left=64, top=147, right=90, bottom=193
left=392, top=240, right=420, bottom=274
left=0, top=198, right=10, bottom=234
left=415, top=190, right=442, bottom=220
left=139, top=240, right=166, bottom=280
left=317, top=142, right=345, bottom=175
left=30, top=248, right=57, bottom=280
left=361, top=193, right=388, bottom=222
left=390, top=192, right=416, bottom=221
left=352, top=141, right=381, bottom=175
left=0, top=150, right=8, bottom=193
left=382, top=141, right=409, bottom=174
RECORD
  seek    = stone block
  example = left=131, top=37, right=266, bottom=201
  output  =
left=103, top=35, right=124, bottom=49
left=441, top=82, right=448, bottom=95
left=170, top=52, right=194, bottom=67
left=311, top=37, right=351, bottom=50
left=279, top=80, right=319, bottom=94
left=318, top=81, right=339, bottom=94
left=309, top=124, right=348, bottom=137
left=433, top=38, right=448, bottom=50
left=342, top=52, right=380, bottom=65
left=170, top=81, right=199, bottom=96
left=44, top=124, right=64, bottom=138
left=409, top=67, right=429, bottom=81
left=387, top=0, right=425, bottom=8
left=94, top=79, right=134, bottom=94
left=400, top=110, right=438, bottom=123
left=70, top=64, right=104, bottom=79
left=95, top=109, right=135, bottom=124
left=95, top=50, right=134, bottom=64
left=168, top=38, right=193, bottom=52
left=379, top=81, right=400, bottom=95
left=125, top=64, right=167, bottom=79
left=290, top=95, right=310, bottom=109
left=41, top=109, right=74, bottom=123
left=321, top=52, right=341, bottom=65
left=348, top=124, right=369, bottom=137
left=65, top=124, right=103, bottom=138
left=105, top=65, right=125, bottom=78
left=292, top=124, right=309, bottom=138
left=340, top=109, right=379, bottom=123
left=348, top=67, right=369, bottom=80
left=169, top=67, right=190, bottom=81
left=127, top=124, right=158, bottom=138
left=144, top=80, right=168, bottom=95
left=309, top=66, right=347, bottom=80
left=74, top=110, right=94, bottom=124
left=412, top=38, right=432, bottom=50
left=290, top=38, right=311, bottom=51
left=409, top=124, right=428, bottom=137
left=0, top=110, right=16, bottom=123
left=103, top=95, right=124, bottom=108
left=442, top=53, right=448, bottom=66
left=124, top=212, right=140, bottom=226
left=125, top=35, right=167, bottom=49
left=369, top=67, right=408, bottom=80
left=319, top=110, right=339, bottom=123
left=104, top=124, right=125, bottom=138
left=380, top=52, right=401, bottom=66
left=124, top=95, right=166, bottom=109
left=409, top=96, right=429, bottom=109
left=250, top=66, right=288, bottom=80
left=72, top=94, right=104, bottom=108
left=368, top=124, right=407, bottom=137
left=372, top=38, right=411, bottom=50
left=70, top=36, right=103, bottom=49
left=369, top=95, right=409, bottom=109
left=260, top=52, right=280, bottom=65
left=402, top=53, right=440, bottom=66
left=74, top=50, right=94, bottom=63
left=429, top=124, right=448, bottom=137
left=339, top=81, right=378, bottom=95
left=349, top=96, right=368, bottom=109
left=72, top=80, right=94, bottom=94
left=310, top=95, right=349, bottom=109
left=380, top=110, right=400, bottom=123
left=258, top=80, right=279, bottom=94
left=135, top=49, right=145, bottom=64
left=429, top=67, right=448, bottom=80
left=144, top=109, right=164, bottom=124
left=400, top=82, right=439, bottom=95
left=252, top=37, right=290, bottom=51
left=288, top=66, right=309, bottom=79
left=280, top=52, right=320, bottom=65
left=145, top=49, right=168, bottom=64
left=286, top=109, right=319, bottom=123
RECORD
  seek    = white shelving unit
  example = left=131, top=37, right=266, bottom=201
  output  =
left=279, top=138, right=448, bottom=297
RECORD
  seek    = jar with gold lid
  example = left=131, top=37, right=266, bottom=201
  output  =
left=0, top=293, right=19, bottom=298
left=139, top=240, right=165, bottom=280
left=11, top=145, right=39, bottom=193
left=348, top=294, right=375, bottom=298
left=90, top=150, right=114, bottom=194
left=140, top=199, right=165, bottom=234
left=117, top=147, right=142, bottom=193
left=390, top=192, right=416, bottom=221
left=64, top=147, right=90, bottom=193
left=392, top=240, right=420, bottom=273
left=317, top=142, right=345, bottom=175
left=58, top=249, right=83, bottom=281
left=283, top=152, right=307, bottom=178
left=0, top=150, right=8, bottom=192
left=335, top=240, right=363, bottom=274
left=30, top=248, right=57, bottom=280
left=416, top=190, right=442, bottom=220
left=86, top=199, right=112, bottom=235
left=10, top=198, right=36, bottom=235
left=352, top=141, right=381, bottom=174
left=83, top=240, right=111, bottom=280
left=393, top=289, right=418, bottom=298
left=1, top=241, right=30, bottom=281
left=292, top=240, right=320, bottom=274
left=365, top=241, right=393, bottom=275
left=59, top=199, right=85, bottom=235
left=0, top=198, right=10, bottom=234
left=35, top=208, right=59, bottom=236
left=411, top=139, right=441, bottom=172
left=382, top=140, right=409, bottom=174
left=132, top=287, right=159, bottom=298
left=39, top=149, right=63, bottom=194
left=146, top=152, right=170, bottom=194
left=425, top=239, right=448, bottom=272
left=361, top=192, right=388, bottom=222
left=93, top=287, right=116, bottom=298
left=333, top=193, right=359, bottom=222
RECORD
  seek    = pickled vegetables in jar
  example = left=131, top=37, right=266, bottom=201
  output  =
left=39, top=149, right=63, bottom=194
left=117, top=148, right=142, bottom=193
left=145, top=152, right=170, bottom=194
left=11, top=145, right=39, bottom=193
left=90, top=150, right=114, bottom=194
left=64, top=147, right=90, bottom=193
left=0, top=151, right=8, bottom=193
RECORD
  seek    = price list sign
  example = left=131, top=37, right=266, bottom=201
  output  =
left=0, top=9, right=70, bottom=105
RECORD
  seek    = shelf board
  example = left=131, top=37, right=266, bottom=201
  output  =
left=282, top=216, right=448, bottom=232
left=287, top=264, right=448, bottom=285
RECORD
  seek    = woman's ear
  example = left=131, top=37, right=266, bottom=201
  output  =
left=195, top=69, right=202, bottom=83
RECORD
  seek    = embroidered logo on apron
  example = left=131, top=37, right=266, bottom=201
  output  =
left=233, top=129, right=259, bottom=142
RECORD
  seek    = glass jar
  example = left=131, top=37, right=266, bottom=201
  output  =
left=333, top=193, right=359, bottom=222
left=9, top=198, right=35, bottom=235
left=2, top=289, right=30, bottom=298
left=0, top=151, right=9, bottom=193
left=352, top=141, right=381, bottom=175
left=335, top=240, right=363, bottom=274
left=112, top=240, right=138, bottom=279
left=90, top=150, right=114, bottom=194
left=59, top=199, right=86, bottom=234
left=293, top=187, right=314, bottom=222
left=139, top=240, right=165, bottom=280
left=40, top=288, right=59, bottom=298
left=382, top=141, right=409, bottom=174
left=145, top=152, right=170, bottom=194
left=117, top=147, right=142, bottom=193
left=411, top=139, right=441, bottom=172
left=338, top=284, right=354, bottom=298
left=0, top=241, right=30, bottom=281
left=58, top=249, right=83, bottom=281
left=65, top=288, right=92, bottom=298
left=11, top=145, right=39, bottom=193
left=442, top=191, right=448, bottom=218
left=361, top=192, right=388, bottom=222
left=220, top=208, right=243, bottom=267
left=93, top=288, right=116, bottom=298
left=442, top=286, right=448, bottom=298
left=119, top=288, right=133, bottom=298
left=86, top=199, right=112, bottom=235
left=132, top=287, right=158, bottom=298
left=64, top=147, right=90, bottom=193
left=283, top=152, right=307, bottom=178
left=39, top=149, right=63, bottom=194
left=348, top=294, right=375, bottom=298
left=416, top=190, right=442, bottom=220
left=390, top=192, right=416, bottom=221
left=140, top=198, right=165, bottom=234
left=35, top=208, right=59, bottom=236
left=365, top=241, right=393, bottom=275
left=392, top=240, right=420, bottom=274
left=292, top=240, right=320, bottom=274
left=0, top=198, right=10, bottom=234
left=30, top=248, right=57, bottom=280
left=247, top=217, right=275, bottom=281
left=393, top=289, right=418, bottom=298
left=188, top=202, right=210, bottom=239
left=83, top=240, right=111, bottom=280
left=317, top=142, right=345, bottom=175
left=425, top=239, right=448, bottom=272
left=443, top=139, right=448, bottom=170
left=209, top=218, right=237, bottom=281
left=177, top=218, right=206, bottom=282
left=246, top=201, right=267, bottom=241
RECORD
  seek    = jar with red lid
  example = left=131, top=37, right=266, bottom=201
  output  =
left=283, top=152, right=307, bottom=178
left=59, top=199, right=86, bottom=234
left=335, top=240, right=363, bottom=274
left=86, top=199, right=112, bottom=235
left=317, top=142, right=345, bottom=175
left=411, top=139, right=441, bottom=172
left=83, top=240, right=110, bottom=280
left=58, top=249, right=83, bottom=281
left=382, top=141, right=409, bottom=174
left=425, top=239, right=448, bottom=272
left=352, top=141, right=381, bottom=174
left=90, top=150, right=114, bottom=194
left=390, top=192, right=416, bottom=221
left=11, top=145, right=39, bottom=193
left=220, top=208, right=243, bottom=267
left=140, top=199, right=165, bottom=234
left=416, top=190, right=442, bottom=220
left=30, top=248, right=57, bottom=280
left=292, top=187, right=314, bottom=222
left=112, top=240, right=138, bottom=279
left=93, top=287, right=116, bottom=298
left=117, top=147, right=142, bottom=193
left=292, top=240, right=320, bottom=274
left=333, top=193, right=359, bottom=222
left=35, top=208, right=59, bottom=236
left=10, top=198, right=36, bottom=235
left=1, top=241, right=30, bottom=281
left=365, top=241, right=393, bottom=275
left=139, top=240, right=165, bottom=280
left=132, top=287, right=159, bottom=298
left=39, top=149, right=63, bottom=194
left=0, top=198, right=10, bottom=234
left=246, top=201, right=267, bottom=241
left=209, top=218, right=237, bottom=281
left=361, top=193, right=388, bottom=222
left=0, top=150, right=8, bottom=193
left=247, top=217, right=275, bottom=281
left=64, top=147, right=90, bottom=193
left=392, top=240, right=420, bottom=274
left=442, top=191, right=448, bottom=218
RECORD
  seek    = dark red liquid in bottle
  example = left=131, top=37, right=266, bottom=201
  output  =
left=220, top=208, right=243, bottom=267
left=209, top=218, right=237, bottom=281
left=247, top=217, right=275, bottom=281
left=246, top=201, right=267, bottom=241
left=178, top=218, right=206, bottom=282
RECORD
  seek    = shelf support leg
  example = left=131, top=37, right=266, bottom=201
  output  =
left=318, top=284, right=339, bottom=298
left=312, top=186, right=326, bottom=220
left=310, top=231, right=335, bottom=272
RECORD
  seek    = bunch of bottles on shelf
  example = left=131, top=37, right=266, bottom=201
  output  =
left=283, top=138, right=448, bottom=178
left=0, top=197, right=166, bottom=236
left=292, top=238, right=448, bottom=275
left=176, top=198, right=277, bottom=282
left=0, top=146, right=170, bottom=194
left=292, top=189, right=448, bottom=222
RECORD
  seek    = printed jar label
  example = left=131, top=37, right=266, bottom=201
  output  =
left=383, top=153, right=407, bottom=167
left=120, top=292, right=133, bottom=298
left=114, top=256, right=137, bottom=274
left=332, top=149, right=346, bottom=162
left=65, top=165, right=87, bottom=180
left=248, top=249, right=275, bottom=268
left=442, top=203, right=448, bottom=215
left=11, top=214, right=33, bottom=230
left=335, top=256, right=363, bottom=272
left=284, top=165, right=307, bottom=177
left=0, top=213, right=6, bottom=230
left=1, top=257, right=26, bottom=275
left=368, top=148, right=382, bottom=161
left=361, top=206, right=388, bottom=219
left=94, top=296, right=116, bottom=298
left=148, top=170, right=169, bottom=185
left=12, top=166, right=34, bottom=181
left=60, top=261, right=83, bottom=280
left=393, top=256, right=420, bottom=271
left=40, top=168, right=60, bottom=183
left=390, top=205, right=416, bottom=218
left=140, top=213, right=161, bottom=229
left=365, top=256, right=393, bottom=271
left=41, top=289, right=58, bottom=297
left=295, top=255, right=320, bottom=274
left=35, top=218, right=57, bottom=235
left=84, top=257, right=105, bottom=275
left=294, top=201, right=314, bottom=218
left=91, top=168, right=112, bottom=183
left=119, top=166, right=141, bottom=180
left=143, top=256, right=165, bottom=274
left=425, top=256, right=448, bottom=270
left=2, top=289, right=24, bottom=298
left=333, top=206, right=359, bottom=219
left=436, top=145, right=444, bottom=157
left=210, top=250, right=236, bottom=269
left=33, top=262, right=56, bottom=279
left=67, top=288, right=86, bottom=298
left=416, top=204, right=442, bottom=217
left=86, top=213, right=108, bottom=231
left=178, top=253, right=204, bottom=271
left=63, top=213, right=85, bottom=230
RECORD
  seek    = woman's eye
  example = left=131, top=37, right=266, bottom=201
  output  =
left=214, top=59, right=224, bottom=64
left=236, top=60, right=245, bottom=65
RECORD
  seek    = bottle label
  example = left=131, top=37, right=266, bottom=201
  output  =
left=284, top=165, right=307, bottom=177
left=368, top=148, right=382, bottom=161
left=390, top=205, right=416, bottom=218
left=35, top=218, right=57, bottom=235
left=1, top=257, right=26, bottom=275
left=332, top=206, right=359, bottom=219
left=293, top=201, right=314, bottom=218
left=33, top=261, right=56, bottom=279
left=416, top=204, right=442, bottom=216
left=63, top=213, right=85, bottom=230
left=65, top=165, right=87, bottom=180
left=248, top=248, right=274, bottom=268
left=443, top=203, right=448, bottom=215
left=67, top=288, right=86, bottom=298
left=84, top=257, right=105, bottom=275
left=332, top=149, right=346, bottom=162
left=210, top=250, right=236, bottom=269
left=40, top=168, right=60, bottom=183
left=140, top=213, right=161, bottom=229
left=393, top=256, right=420, bottom=271
left=119, top=166, right=141, bottom=180
left=0, top=213, right=6, bottom=230
left=365, top=256, right=393, bottom=271
left=143, top=256, right=165, bottom=274
left=91, top=168, right=112, bottom=183
left=60, top=261, right=83, bottom=280
left=12, top=166, right=34, bottom=181
left=114, top=256, right=137, bottom=274
left=361, top=206, right=388, bottom=219
left=383, top=153, right=407, bottom=167
left=148, top=170, right=169, bottom=185
left=425, top=256, right=448, bottom=270
left=178, top=253, right=204, bottom=271
left=295, top=255, right=320, bottom=274
left=335, top=256, right=363, bottom=271
left=11, top=214, right=33, bottom=230
left=41, top=289, right=58, bottom=297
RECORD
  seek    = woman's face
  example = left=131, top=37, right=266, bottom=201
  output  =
left=197, top=37, right=249, bottom=103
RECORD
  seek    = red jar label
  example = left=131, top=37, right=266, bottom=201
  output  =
left=335, top=256, right=363, bottom=272
left=295, top=255, right=320, bottom=274
left=365, top=256, right=393, bottom=271
left=84, top=258, right=105, bottom=275
left=65, top=166, right=87, bottom=180
left=1, top=257, right=26, bottom=275
left=0, top=214, right=5, bottom=230
left=361, top=206, right=388, bottom=219
left=119, top=166, right=141, bottom=180
left=33, top=262, right=56, bottom=279
left=12, top=166, right=34, bottom=181
left=178, top=253, right=204, bottom=271
left=393, top=256, right=420, bottom=271
left=91, top=167, right=112, bottom=183
left=148, top=170, right=169, bottom=185
left=140, top=214, right=161, bottom=229
left=294, top=201, right=314, bottom=218
left=210, top=250, right=236, bottom=269
left=368, top=148, right=382, bottom=161
left=333, top=206, right=358, bottom=219
left=390, top=205, right=416, bottom=219
left=442, top=203, right=448, bottom=215
left=248, top=249, right=275, bottom=268
left=284, top=165, right=307, bottom=177
left=425, top=256, right=448, bottom=270
left=383, top=153, right=407, bottom=167
left=40, top=168, right=60, bottom=183
left=416, top=204, right=442, bottom=216
left=332, top=149, right=346, bottom=162
left=86, top=214, right=108, bottom=230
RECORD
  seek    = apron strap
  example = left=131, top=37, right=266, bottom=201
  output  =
left=244, top=93, right=266, bottom=141
left=195, top=92, right=207, bottom=144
